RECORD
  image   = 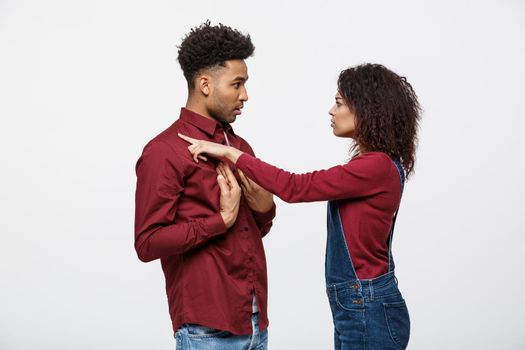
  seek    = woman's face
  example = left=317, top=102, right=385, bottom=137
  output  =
left=329, top=92, right=357, bottom=138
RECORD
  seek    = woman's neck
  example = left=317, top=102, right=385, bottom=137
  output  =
left=354, top=143, right=368, bottom=157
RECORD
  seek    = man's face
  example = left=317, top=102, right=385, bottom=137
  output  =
left=207, top=59, right=249, bottom=124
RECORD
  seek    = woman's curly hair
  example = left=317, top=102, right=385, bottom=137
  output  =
left=177, top=21, right=255, bottom=89
left=338, top=64, right=421, bottom=178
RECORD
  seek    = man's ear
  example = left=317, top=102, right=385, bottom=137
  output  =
left=197, top=74, right=211, bottom=97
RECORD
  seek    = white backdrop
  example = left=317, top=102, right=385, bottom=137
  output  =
left=1, top=1, right=524, bottom=349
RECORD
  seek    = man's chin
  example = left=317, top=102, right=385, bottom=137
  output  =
left=211, top=113, right=236, bottom=124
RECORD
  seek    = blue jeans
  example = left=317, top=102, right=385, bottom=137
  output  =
left=175, top=313, right=268, bottom=350
left=326, top=273, right=410, bottom=350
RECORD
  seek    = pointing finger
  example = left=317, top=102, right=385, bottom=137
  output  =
left=178, top=133, right=197, bottom=144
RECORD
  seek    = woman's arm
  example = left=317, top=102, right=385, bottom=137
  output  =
left=234, top=152, right=391, bottom=203
left=178, top=133, right=391, bottom=203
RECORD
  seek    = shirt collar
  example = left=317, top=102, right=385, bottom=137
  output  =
left=179, top=107, right=235, bottom=137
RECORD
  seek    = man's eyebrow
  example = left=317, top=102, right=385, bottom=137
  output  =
left=335, top=96, right=343, bottom=100
left=233, top=76, right=248, bottom=82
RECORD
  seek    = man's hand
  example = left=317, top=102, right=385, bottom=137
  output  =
left=217, top=163, right=242, bottom=229
left=237, top=169, right=274, bottom=214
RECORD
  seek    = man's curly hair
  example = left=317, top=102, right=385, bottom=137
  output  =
left=177, top=21, right=255, bottom=89
left=338, top=64, right=422, bottom=178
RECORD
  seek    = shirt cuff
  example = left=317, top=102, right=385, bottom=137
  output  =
left=251, top=202, right=276, bottom=226
left=204, top=213, right=228, bottom=236
left=235, top=152, right=255, bottom=168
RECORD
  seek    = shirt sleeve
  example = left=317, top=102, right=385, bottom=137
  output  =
left=134, top=141, right=227, bottom=262
left=235, top=152, right=392, bottom=203
left=238, top=138, right=276, bottom=237
left=251, top=202, right=276, bottom=238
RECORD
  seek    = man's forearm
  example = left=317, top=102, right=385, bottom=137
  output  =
left=135, top=214, right=226, bottom=262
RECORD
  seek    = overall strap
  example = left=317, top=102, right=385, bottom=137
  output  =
left=325, top=200, right=359, bottom=284
left=388, top=159, right=406, bottom=271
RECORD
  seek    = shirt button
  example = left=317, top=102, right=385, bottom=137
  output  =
left=244, top=227, right=249, bottom=231
left=353, top=283, right=358, bottom=290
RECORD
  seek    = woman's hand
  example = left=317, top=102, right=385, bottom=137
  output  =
left=178, top=133, right=243, bottom=163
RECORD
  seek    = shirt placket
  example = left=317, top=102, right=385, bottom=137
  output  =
left=217, top=127, right=258, bottom=314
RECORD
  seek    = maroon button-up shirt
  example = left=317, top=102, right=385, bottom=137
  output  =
left=135, top=108, right=275, bottom=335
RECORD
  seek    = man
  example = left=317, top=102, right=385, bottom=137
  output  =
left=134, top=22, right=275, bottom=349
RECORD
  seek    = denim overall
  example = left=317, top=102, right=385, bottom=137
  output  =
left=325, top=160, right=410, bottom=350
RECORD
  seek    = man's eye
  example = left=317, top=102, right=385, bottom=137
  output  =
left=233, top=83, right=240, bottom=88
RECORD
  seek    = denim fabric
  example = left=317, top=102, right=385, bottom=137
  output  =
left=326, top=272, right=410, bottom=350
left=325, top=159, right=410, bottom=350
left=175, top=312, right=267, bottom=350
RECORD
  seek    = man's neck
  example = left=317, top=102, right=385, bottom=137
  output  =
left=185, top=98, right=215, bottom=122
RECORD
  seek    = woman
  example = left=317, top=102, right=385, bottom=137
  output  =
left=179, top=63, right=421, bottom=350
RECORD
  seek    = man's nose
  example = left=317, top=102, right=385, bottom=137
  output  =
left=240, top=87, right=248, bottom=102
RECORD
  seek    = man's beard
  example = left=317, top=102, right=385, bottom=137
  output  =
left=209, top=97, right=235, bottom=124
